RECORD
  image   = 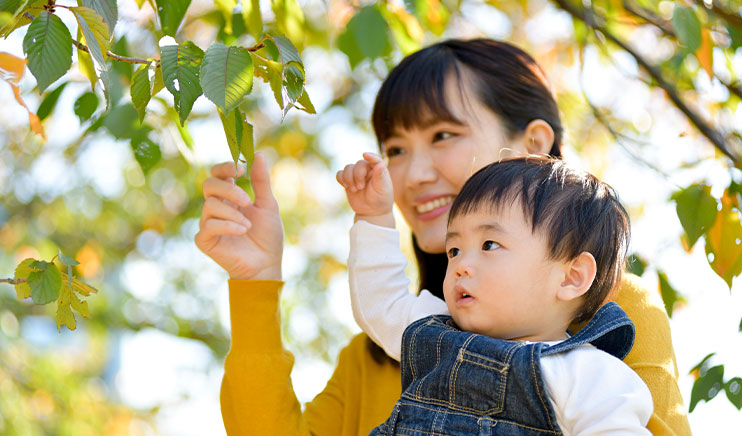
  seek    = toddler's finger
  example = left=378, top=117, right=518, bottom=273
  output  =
left=352, top=161, right=370, bottom=190
left=340, top=164, right=358, bottom=192
left=362, top=152, right=383, bottom=164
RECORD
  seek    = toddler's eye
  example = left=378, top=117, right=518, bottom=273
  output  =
left=384, top=146, right=403, bottom=158
left=482, top=240, right=500, bottom=251
left=447, top=247, right=460, bottom=258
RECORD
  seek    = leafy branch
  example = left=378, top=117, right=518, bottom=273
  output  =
left=553, top=0, right=741, bottom=166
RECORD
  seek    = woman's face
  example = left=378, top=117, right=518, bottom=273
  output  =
left=383, top=78, right=530, bottom=254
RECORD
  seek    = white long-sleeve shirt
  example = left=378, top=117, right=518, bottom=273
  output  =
left=348, top=220, right=653, bottom=436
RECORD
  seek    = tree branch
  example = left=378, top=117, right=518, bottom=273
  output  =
left=71, top=39, right=155, bottom=65
left=697, top=0, right=742, bottom=29
left=553, top=0, right=740, bottom=165
left=1, top=278, right=26, bottom=285
left=622, top=0, right=742, bottom=102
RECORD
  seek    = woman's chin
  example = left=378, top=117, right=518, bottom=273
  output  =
left=413, top=226, right=447, bottom=254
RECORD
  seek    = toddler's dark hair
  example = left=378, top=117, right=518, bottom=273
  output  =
left=448, top=156, right=631, bottom=323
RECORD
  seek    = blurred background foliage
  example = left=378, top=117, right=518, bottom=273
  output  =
left=1, top=0, right=741, bottom=434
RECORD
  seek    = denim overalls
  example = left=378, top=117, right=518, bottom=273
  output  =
left=370, top=302, right=635, bottom=436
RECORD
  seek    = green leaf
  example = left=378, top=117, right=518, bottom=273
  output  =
left=690, top=364, right=724, bottom=412
left=103, top=103, right=139, bottom=139
left=72, top=6, right=112, bottom=109
left=252, top=52, right=284, bottom=109
left=130, top=137, right=161, bottom=174
left=627, top=253, right=646, bottom=277
left=671, top=184, right=717, bottom=250
left=13, top=258, right=34, bottom=299
left=161, top=41, right=204, bottom=125
left=218, top=107, right=254, bottom=175
left=241, top=0, right=262, bottom=40
left=80, top=0, right=117, bottom=34
left=658, top=271, right=684, bottom=318
left=200, top=43, right=253, bottom=112
left=338, top=6, right=391, bottom=67
left=155, top=0, right=191, bottom=36
left=131, top=62, right=156, bottom=122
left=22, top=11, right=72, bottom=92
left=672, top=6, right=702, bottom=52
left=725, top=377, right=742, bottom=410
left=27, top=260, right=62, bottom=305
left=296, top=87, right=315, bottom=114
left=74, top=91, right=99, bottom=122
left=36, top=81, right=68, bottom=121
left=690, top=353, right=716, bottom=373
left=260, top=35, right=306, bottom=116
left=0, top=0, right=23, bottom=13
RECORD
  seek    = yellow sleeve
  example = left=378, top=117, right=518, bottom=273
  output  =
left=221, top=280, right=311, bottom=436
left=221, top=281, right=400, bottom=436
left=616, top=275, right=692, bottom=436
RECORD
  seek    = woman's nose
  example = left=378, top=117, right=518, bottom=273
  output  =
left=405, top=149, right=437, bottom=189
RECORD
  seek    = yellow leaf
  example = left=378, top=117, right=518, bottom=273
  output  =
left=13, top=258, right=35, bottom=299
left=0, top=52, right=25, bottom=83
left=77, top=30, right=97, bottom=90
left=696, top=28, right=713, bottom=80
left=387, top=2, right=423, bottom=42
left=56, top=285, right=76, bottom=331
left=60, top=271, right=99, bottom=296
left=70, top=291, right=90, bottom=318
left=5, top=78, right=46, bottom=140
left=705, top=192, right=742, bottom=289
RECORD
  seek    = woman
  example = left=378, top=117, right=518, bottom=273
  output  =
left=195, top=39, right=691, bottom=436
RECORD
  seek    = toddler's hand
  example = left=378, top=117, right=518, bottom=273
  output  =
left=337, top=153, right=394, bottom=223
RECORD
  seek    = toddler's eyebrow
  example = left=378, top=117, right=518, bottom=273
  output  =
left=446, top=222, right=505, bottom=240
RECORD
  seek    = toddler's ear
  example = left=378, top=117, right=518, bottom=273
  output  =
left=557, top=252, right=596, bottom=301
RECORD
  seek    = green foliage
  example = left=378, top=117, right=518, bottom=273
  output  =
left=657, top=270, right=685, bottom=318
left=80, top=0, right=118, bottom=34
left=218, top=107, right=254, bottom=177
left=671, top=184, right=718, bottom=250
left=338, top=5, right=391, bottom=68
left=627, top=253, right=646, bottom=277
left=689, top=354, right=741, bottom=412
left=22, top=11, right=72, bottom=91
left=36, top=82, right=68, bottom=121
left=161, top=41, right=205, bottom=125
left=200, top=43, right=254, bottom=112
left=155, top=0, right=191, bottom=36
left=74, top=91, right=99, bottom=122
left=72, top=6, right=112, bottom=108
left=671, top=6, right=702, bottom=52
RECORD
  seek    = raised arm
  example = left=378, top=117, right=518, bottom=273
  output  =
left=338, top=153, right=448, bottom=361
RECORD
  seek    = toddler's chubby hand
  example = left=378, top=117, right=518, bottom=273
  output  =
left=336, top=152, right=394, bottom=224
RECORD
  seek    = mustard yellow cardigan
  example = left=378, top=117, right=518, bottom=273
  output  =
left=220, top=276, right=691, bottom=435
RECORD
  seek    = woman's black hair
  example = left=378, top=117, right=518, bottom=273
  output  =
left=371, top=38, right=565, bottom=300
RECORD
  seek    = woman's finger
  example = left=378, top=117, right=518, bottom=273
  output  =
left=251, top=152, right=279, bottom=211
left=203, top=176, right=252, bottom=208
left=211, top=161, right=245, bottom=179
left=202, top=197, right=252, bottom=228
left=197, top=218, right=249, bottom=241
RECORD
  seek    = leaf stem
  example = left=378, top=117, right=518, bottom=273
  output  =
left=1, top=278, right=27, bottom=285
left=71, top=39, right=156, bottom=66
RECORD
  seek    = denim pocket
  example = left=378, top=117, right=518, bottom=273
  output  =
left=449, top=348, right=508, bottom=414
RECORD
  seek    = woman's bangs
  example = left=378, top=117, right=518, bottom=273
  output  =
left=372, top=47, right=463, bottom=143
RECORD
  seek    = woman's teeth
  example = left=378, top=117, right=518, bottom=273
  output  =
left=416, top=196, right=454, bottom=214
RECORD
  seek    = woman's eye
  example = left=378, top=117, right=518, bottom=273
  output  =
left=482, top=240, right=500, bottom=251
left=447, top=247, right=460, bottom=258
left=433, top=131, right=455, bottom=142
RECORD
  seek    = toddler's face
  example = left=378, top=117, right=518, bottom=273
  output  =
left=442, top=203, right=570, bottom=342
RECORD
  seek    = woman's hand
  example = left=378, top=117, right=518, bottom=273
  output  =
left=195, top=153, right=284, bottom=281
left=336, top=152, right=395, bottom=228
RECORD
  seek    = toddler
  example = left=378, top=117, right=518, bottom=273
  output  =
left=337, top=155, right=653, bottom=435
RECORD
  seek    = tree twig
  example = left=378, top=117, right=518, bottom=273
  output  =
left=553, top=0, right=740, bottom=165
left=696, top=0, right=742, bottom=29
left=0, top=278, right=26, bottom=285
left=622, top=0, right=742, bottom=102
left=71, top=39, right=155, bottom=65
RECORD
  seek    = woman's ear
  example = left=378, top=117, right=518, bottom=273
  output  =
left=523, top=119, right=555, bottom=155
left=556, top=252, right=597, bottom=302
